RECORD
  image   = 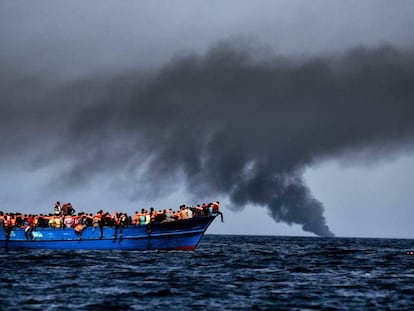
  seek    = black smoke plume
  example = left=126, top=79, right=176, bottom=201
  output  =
left=2, top=42, right=414, bottom=236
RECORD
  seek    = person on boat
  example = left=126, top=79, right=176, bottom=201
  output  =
left=78, top=213, right=88, bottom=227
left=54, top=201, right=62, bottom=216
left=133, top=211, right=140, bottom=225
left=179, top=205, right=189, bottom=220
left=113, top=211, right=127, bottom=238
left=64, top=215, right=74, bottom=229
left=15, top=213, right=24, bottom=227
left=9, top=213, right=17, bottom=227
left=0, top=212, right=4, bottom=228
left=72, top=213, right=81, bottom=226
left=138, top=209, right=146, bottom=225
left=187, top=206, right=193, bottom=219
left=73, top=213, right=88, bottom=239
left=102, top=212, right=112, bottom=226
left=118, top=213, right=128, bottom=238
left=45, top=214, right=53, bottom=227
left=48, top=216, right=56, bottom=228
left=48, top=214, right=62, bottom=228
left=24, top=215, right=35, bottom=240
left=27, top=215, right=34, bottom=227
left=93, top=211, right=102, bottom=227
left=165, top=209, right=174, bottom=222
left=212, top=201, right=224, bottom=222
left=40, top=214, right=49, bottom=227
left=145, top=211, right=151, bottom=224
left=93, top=210, right=104, bottom=238
left=173, top=209, right=180, bottom=220
left=202, top=203, right=210, bottom=216
left=128, top=214, right=133, bottom=225
left=2, top=213, right=9, bottom=228
left=43, top=214, right=51, bottom=227
left=33, top=215, right=39, bottom=227
left=155, top=210, right=165, bottom=222
left=3, top=213, right=16, bottom=240
left=112, top=210, right=119, bottom=223
left=85, top=213, right=93, bottom=227
left=23, top=214, right=29, bottom=227
left=74, top=223, right=84, bottom=239
left=54, top=215, right=62, bottom=228
left=112, top=211, right=119, bottom=236
left=149, top=207, right=157, bottom=223
left=62, top=203, right=75, bottom=216
left=193, top=204, right=203, bottom=217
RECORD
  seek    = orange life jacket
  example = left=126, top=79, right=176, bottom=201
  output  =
left=151, top=211, right=157, bottom=222
left=133, top=213, right=140, bottom=224
left=74, top=224, right=83, bottom=233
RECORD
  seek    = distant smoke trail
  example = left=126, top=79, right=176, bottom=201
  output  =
left=2, top=42, right=414, bottom=236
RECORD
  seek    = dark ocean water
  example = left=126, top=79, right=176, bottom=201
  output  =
left=1, top=235, right=414, bottom=310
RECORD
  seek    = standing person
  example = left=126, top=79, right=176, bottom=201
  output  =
left=24, top=215, right=35, bottom=240
left=93, top=210, right=104, bottom=239
left=54, top=201, right=61, bottom=216
left=62, top=203, right=75, bottom=216
left=112, top=211, right=119, bottom=238
left=149, top=207, right=156, bottom=223
left=4, top=213, right=16, bottom=240
left=119, top=213, right=128, bottom=238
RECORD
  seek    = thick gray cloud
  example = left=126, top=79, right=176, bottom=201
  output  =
left=1, top=1, right=414, bottom=236
left=2, top=42, right=414, bottom=236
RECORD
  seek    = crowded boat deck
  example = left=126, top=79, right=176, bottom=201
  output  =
left=0, top=202, right=223, bottom=250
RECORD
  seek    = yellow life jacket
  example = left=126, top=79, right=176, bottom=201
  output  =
left=54, top=217, right=62, bottom=228
left=48, top=218, right=55, bottom=228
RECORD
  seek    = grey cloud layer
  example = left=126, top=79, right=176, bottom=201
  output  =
left=2, top=43, right=414, bottom=236
left=1, top=1, right=414, bottom=236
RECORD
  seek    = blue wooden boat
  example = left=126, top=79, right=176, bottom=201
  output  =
left=0, top=216, right=216, bottom=250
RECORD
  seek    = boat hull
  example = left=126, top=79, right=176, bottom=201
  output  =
left=0, top=216, right=216, bottom=250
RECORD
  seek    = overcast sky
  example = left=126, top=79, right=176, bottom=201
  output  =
left=1, top=1, right=414, bottom=238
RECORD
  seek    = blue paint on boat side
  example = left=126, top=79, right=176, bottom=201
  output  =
left=0, top=216, right=216, bottom=250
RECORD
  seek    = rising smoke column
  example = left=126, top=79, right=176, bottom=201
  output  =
left=2, top=43, right=414, bottom=236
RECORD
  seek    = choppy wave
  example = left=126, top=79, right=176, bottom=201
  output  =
left=1, top=235, right=414, bottom=310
